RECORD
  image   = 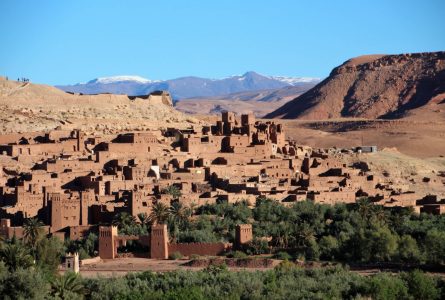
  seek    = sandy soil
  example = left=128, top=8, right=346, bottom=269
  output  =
left=278, top=118, right=445, bottom=159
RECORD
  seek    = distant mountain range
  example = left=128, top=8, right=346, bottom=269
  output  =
left=56, top=72, right=320, bottom=99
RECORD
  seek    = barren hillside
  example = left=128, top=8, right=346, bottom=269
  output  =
left=266, top=51, right=445, bottom=120
left=0, top=77, right=197, bottom=134
left=175, top=84, right=316, bottom=116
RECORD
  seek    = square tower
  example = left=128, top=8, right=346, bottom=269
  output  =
left=235, top=224, right=253, bottom=249
left=241, top=113, right=255, bottom=126
left=99, top=226, right=118, bottom=259
left=222, top=111, right=235, bottom=123
left=65, top=252, right=79, bottom=273
left=151, top=224, right=168, bottom=259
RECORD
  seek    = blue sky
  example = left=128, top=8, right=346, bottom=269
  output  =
left=1, top=0, right=444, bottom=85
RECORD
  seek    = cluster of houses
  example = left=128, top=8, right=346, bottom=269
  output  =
left=0, top=111, right=444, bottom=259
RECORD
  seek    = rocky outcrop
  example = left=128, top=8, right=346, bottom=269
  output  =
left=266, top=51, right=445, bottom=120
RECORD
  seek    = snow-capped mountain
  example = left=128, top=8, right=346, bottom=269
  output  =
left=56, top=72, right=320, bottom=99
left=91, top=75, right=158, bottom=84
left=270, top=76, right=320, bottom=85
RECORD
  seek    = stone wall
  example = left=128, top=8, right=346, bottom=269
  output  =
left=168, top=242, right=230, bottom=257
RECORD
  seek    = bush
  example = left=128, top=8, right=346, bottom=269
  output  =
left=233, top=251, right=248, bottom=259
left=319, top=235, right=339, bottom=260
left=227, top=251, right=248, bottom=259
left=169, top=251, right=183, bottom=260
left=366, top=272, right=409, bottom=300
left=190, top=254, right=202, bottom=260
left=402, top=270, right=440, bottom=300
left=274, top=251, right=292, bottom=260
left=244, top=238, right=270, bottom=255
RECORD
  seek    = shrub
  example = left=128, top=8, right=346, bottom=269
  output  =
left=244, top=238, right=270, bottom=255
left=274, top=251, right=292, bottom=260
left=319, top=235, right=339, bottom=260
left=402, top=270, right=440, bottom=300
left=169, top=251, right=183, bottom=260
left=190, top=254, right=201, bottom=260
left=225, top=250, right=250, bottom=259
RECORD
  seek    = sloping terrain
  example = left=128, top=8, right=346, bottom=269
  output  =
left=0, top=77, right=197, bottom=134
left=266, top=51, right=445, bottom=120
left=175, top=84, right=317, bottom=116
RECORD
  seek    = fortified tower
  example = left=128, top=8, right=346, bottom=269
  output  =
left=65, top=252, right=79, bottom=273
left=235, top=224, right=253, bottom=249
left=151, top=224, right=168, bottom=259
left=99, top=226, right=118, bottom=259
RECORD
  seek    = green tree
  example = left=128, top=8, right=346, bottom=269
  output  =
left=51, top=271, right=85, bottom=299
left=0, top=267, right=50, bottom=299
left=368, top=226, right=398, bottom=262
left=36, top=236, right=64, bottom=273
left=366, top=272, right=409, bottom=300
left=162, top=185, right=182, bottom=200
left=112, top=212, right=136, bottom=229
left=168, top=201, right=191, bottom=242
left=23, top=217, right=45, bottom=257
left=149, top=202, right=171, bottom=225
left=137, top=212, right=149, bottom=224
left=0, top=242, right=34, bottom=271
left=319, top=235, right=339, bottom=260
left=397, top=235, right=421, bottom=263
left=424, top=230, right=445, bottom=264
left=357, top=197, right=374, bottom=223
left=402, top=270, right=440, bottom=300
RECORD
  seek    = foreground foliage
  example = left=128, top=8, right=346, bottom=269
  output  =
left=1, top=259, right=444, bottom=300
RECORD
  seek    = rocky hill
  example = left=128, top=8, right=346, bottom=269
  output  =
left=0, top=77, right=196, bottom=134
left=266, top=51, right=445, bottom=120
left=175, top=84, right=317, bottom=117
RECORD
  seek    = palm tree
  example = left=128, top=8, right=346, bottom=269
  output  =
left=23, top=217, right=44, bottom=257
left=51, top=271, right=85, bottom=299
left=168, top=202, right=191, bottom=242
left=357, top=197, right=373, bottom=222
left=149, top=202, right=170, bottom=225
left=112, top=212, right=136, bottom=229
left=162, top=185, right=182, bottom=200
left=295, top=222, right=315, bottom=248
left=189, top=201, right=198, bottom=216
left=137, top=212, right=149, bottom=224
left=371, top=205, right=388, bottom=225
left=0, top=242, right=34, bottom=271
left=169, top=202, right=189, bottom=225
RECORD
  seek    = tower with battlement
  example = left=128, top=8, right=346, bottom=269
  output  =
left=150, top=224, right=168, bottom=259
left=235, top=224, right=253, bottom=249
left=99, top=226, right=118, bottom=259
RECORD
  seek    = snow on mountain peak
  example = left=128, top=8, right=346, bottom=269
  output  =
left=270, top=76, right=320, bottom=85
left=93, top=75, right=155, bottom=84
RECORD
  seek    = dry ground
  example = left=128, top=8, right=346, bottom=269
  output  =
left=275, top=118, right=445, bottom=198
left=60, top=257, right=282, bottom=278
left=0, top=77, right=198, bottom=134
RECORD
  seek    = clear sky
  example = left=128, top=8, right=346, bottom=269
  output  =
left=1, top=0, right=444, bottom=85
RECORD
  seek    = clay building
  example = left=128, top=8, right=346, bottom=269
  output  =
left=0, top=110, right=444, bottom=247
